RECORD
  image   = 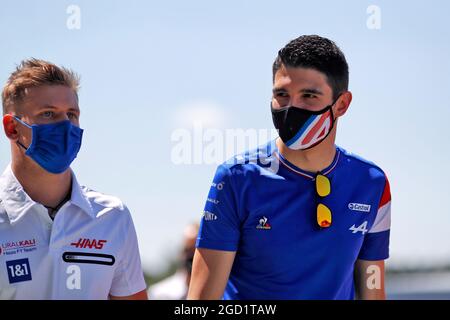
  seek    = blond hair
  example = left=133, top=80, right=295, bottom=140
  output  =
left=2, top=58, right=80, bottom=115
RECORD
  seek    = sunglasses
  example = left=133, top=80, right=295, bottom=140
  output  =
left=315, top=173, right=332, bottom=228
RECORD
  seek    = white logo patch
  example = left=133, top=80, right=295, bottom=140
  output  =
left=348, top=203, right=371, bottom=213
left=211, top=181, right=225, bottom=191
left=206, top=198, right=219, bottom=205
left=349, top=221, right=369, bottom=235
left=203, top=211, right=218, bottom=221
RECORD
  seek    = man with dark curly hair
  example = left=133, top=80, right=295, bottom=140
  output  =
left=188, top=35, right=391, bottom=300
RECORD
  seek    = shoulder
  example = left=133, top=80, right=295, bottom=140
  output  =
left=337, top=146, right=391, bottom=205
left=215, top=140, right=279, bottom=180
left=80, top=186, right=132, bottom=221
left=337, top=146, right=388, bottom=182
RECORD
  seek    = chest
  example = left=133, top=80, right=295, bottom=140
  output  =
left=237, top=174, right=380, bottom=267
left=0, top=213, right=121, bottom=299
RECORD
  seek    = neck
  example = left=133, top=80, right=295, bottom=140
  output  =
left=277, top=125, right=337, bottom=174
left=11, top=155, right=72, bottom=209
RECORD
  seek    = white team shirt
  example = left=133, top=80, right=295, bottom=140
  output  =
left=0, top=165, right=147, bottom=299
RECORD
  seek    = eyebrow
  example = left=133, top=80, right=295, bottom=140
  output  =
left=300, top=88, right=323, bottom=95
left=272, top=88, right=324, bottom=95
left=272, top=88, right=287, bottom=94
left=38, top=105, right=80, bottom=113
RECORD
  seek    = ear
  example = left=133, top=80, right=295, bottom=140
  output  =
left=3, top=114, right=19, bottom=141
left=333, top=91, right=352, bottom=118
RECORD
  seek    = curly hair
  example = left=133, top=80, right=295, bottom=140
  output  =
left=273, top=35, right=349, bottom=100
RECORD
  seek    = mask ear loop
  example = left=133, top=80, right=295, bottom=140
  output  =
left=329, top=103, right=336, bottom=133
left=328, top=92, right=344, bottom=132
left=13, top=116, right=32, bottom=151
left=16, top=140, right=28, bottom=151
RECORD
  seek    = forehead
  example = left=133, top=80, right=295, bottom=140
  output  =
left=274, top=65, right=331, bottom=92
left=21, top=85, right=79, bottom=111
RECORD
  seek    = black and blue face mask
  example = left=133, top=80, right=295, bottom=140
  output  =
left=271, top=98, right=338, bottom=150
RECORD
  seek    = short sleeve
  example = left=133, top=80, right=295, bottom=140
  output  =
left=109, top=208, right=147, bottom=297
left=196, top=164, right=241, bottom=252
left=358, top=176, right=391, bottom=260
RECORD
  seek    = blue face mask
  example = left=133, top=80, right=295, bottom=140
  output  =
left=14, top=117, right=84, bottom=174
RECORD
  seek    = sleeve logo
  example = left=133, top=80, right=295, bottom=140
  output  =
left=202, top=211, right=218, bottom=221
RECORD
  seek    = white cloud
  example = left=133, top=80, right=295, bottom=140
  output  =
left=172, top=100, right=228, bottom=129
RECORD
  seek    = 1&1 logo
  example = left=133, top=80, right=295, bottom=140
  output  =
left=6, top=258, right=32, bottom=284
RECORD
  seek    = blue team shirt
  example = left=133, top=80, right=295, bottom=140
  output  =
left=196, top=139, right=391, bottom=300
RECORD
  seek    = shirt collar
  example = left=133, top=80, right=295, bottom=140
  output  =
left=274, top=141, right=341, bottom=180
left=69, top=172, right=94, bottom=218
left=0, top=164, right=94, bottom=224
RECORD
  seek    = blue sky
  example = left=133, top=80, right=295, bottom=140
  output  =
left=1, top=0, right=449, bottom=273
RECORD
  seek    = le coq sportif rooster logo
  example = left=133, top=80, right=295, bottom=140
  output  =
left=256, top=216, right=272, bottom=230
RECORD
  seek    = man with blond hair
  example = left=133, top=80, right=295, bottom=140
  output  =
left=0, top=59, right=147, bottom=299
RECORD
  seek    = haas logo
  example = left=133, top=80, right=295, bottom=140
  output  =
left=70, top=238, right=107, bottom=250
